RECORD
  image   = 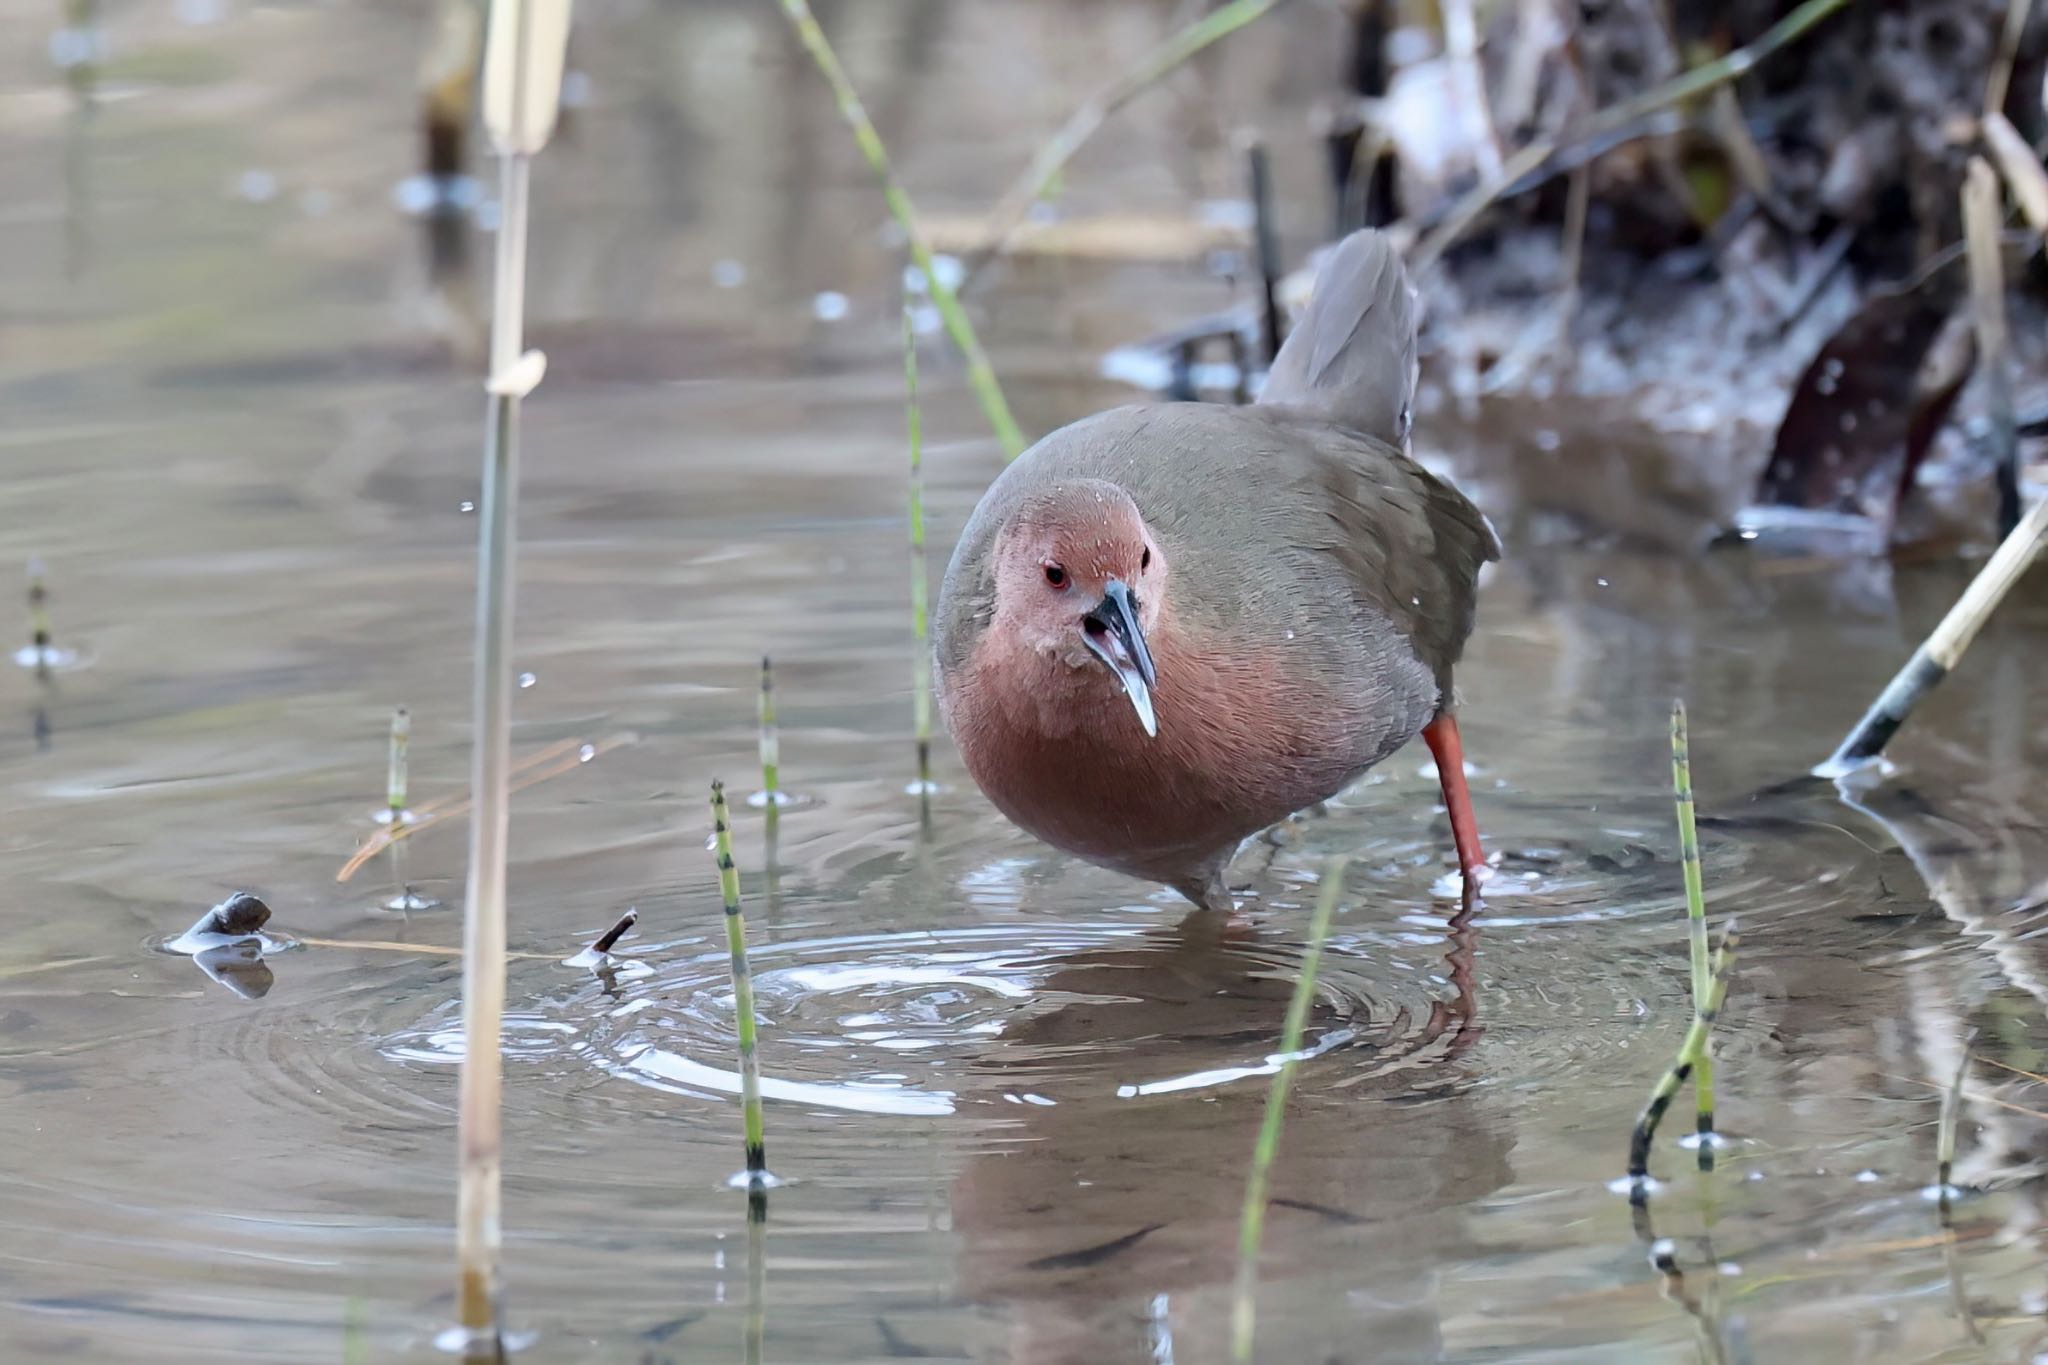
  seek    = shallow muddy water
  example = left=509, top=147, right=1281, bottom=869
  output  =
left=4, top=6, right=2048, bottom=1363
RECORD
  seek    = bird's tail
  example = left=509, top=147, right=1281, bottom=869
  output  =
left=1256, top=228, right=1417, bottom=446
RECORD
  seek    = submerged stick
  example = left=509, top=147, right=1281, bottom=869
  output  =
left=1964, top=156, right=2019, bottom=538
left=775, top=0, right=1024, bottom=460
left=387, top=707, right=412, bottom=823
left=970, top=0, right=1293, bottom=281
left=756, top=656, right=781, bottom=809
left=903, top=305, right=936, bottom=798
left=1628, top=923, right=1739, bottom=1193
left=1817, top=490, right=2048, bottom=776
left=712, top=780, right=768, bottom=1186
left=1231, top=857, right=1346, bottom=1363
left=1936, top=1031, right=1974, bottom=1214
left=454, top=0, right=571, bottom=1351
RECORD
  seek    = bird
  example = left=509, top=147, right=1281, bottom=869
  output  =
left=934, top=228, right=1498, bottom=914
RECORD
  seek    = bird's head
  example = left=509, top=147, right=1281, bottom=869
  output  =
left=990, top=480, right=1166, bottom=737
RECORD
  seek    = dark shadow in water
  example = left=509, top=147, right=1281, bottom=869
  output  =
left=949, top=904, right=1496, bottom=1363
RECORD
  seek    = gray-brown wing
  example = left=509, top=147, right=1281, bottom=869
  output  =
left=1270, top=412, right=1499, bottom=690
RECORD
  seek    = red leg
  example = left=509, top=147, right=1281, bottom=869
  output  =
left=1423, top=713, right=1487, bottom=895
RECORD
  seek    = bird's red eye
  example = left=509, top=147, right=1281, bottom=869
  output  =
left=1043, top=563, right=1067, bottom=589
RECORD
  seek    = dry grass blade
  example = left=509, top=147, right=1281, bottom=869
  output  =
left=337, top=735, right=631, bottom=883
left=1981, top=112, right=2048, bottom=240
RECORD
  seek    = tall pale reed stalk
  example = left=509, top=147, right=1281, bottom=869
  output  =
left=453, top=0, right=571, bottom=1353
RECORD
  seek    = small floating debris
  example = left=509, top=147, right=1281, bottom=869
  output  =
left=164, top=892, right=294, bottom=957
left=811, top=290, right=849, bottom=322
left=562, top=908, right=645, bottom=971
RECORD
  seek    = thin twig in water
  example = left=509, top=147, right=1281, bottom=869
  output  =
left=1411, top=0, right=1855, bottom=271
left=1670, top=701, right=1716, bottom=1162
left=712, top=780, right=769, bottom=1188
left=774, top=0, right=1023, bottom=459
left=1232, top=857, right=1346, bottom=1363
left=1816, top=491, right=2048, bottom=775
left=454, top=0, right=571, bottom=1351
left=903, top=304, right=936, bottom=798
left=1628, top=923, right=1739, bottom=1195
left=1937, top=1030, right=1975, bottom=1213
left=968, top=0, right=1295, bottom=287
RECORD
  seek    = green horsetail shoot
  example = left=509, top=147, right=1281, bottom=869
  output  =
left=1671, top=700, right=1715, bottom=1160
left=383, top=706, right=412, bottom=825
left=1231, top=856, right=1346, bottom=1364
left=754, top=655, right=785, bottom=811
left=712, top=779, right=772, bottom=1193
left=904, top=303, right=937, bottom=798
left=1625, top=701, right=1738, bottom=1196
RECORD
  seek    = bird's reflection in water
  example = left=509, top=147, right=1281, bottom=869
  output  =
left=950, top=901, right=1501, bottom=1364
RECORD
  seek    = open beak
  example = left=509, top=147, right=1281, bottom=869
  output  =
left=1082, top=577, right=1158, bottom=738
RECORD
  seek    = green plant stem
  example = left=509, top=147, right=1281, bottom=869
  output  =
left=1232, top=858, right=1345, bottom=1363
left=757, top=656, right=780, bottom=805
left=1671, top=701, right=1715, bottom=1156
left=1628, top=924, right=1739, bottom=1186
left=904, top=305, right=934, bottom=794
left=972, top=0, right=1294, bottom=278
left=775, top=0, right=1024, bottom=460
left=712, top=780, right=767, bottom=1179
left=388, top=706, right=411, bottom=819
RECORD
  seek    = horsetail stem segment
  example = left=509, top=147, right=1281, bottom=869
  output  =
left=905, top=303, right=936, bottom=795
left=27, top=559, right=50, bottom=654
left=1231, top=857, right=1347, bottom=1363
left=1628, top=922, right=1739, bottom=1195
left=388, top=707, right=412, bottom=819
left=1670, top=701, right=1714, bottom=1159
left=757, top=656, right=780, bottom=807
left=712, top=780, right=767, bottom=1179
